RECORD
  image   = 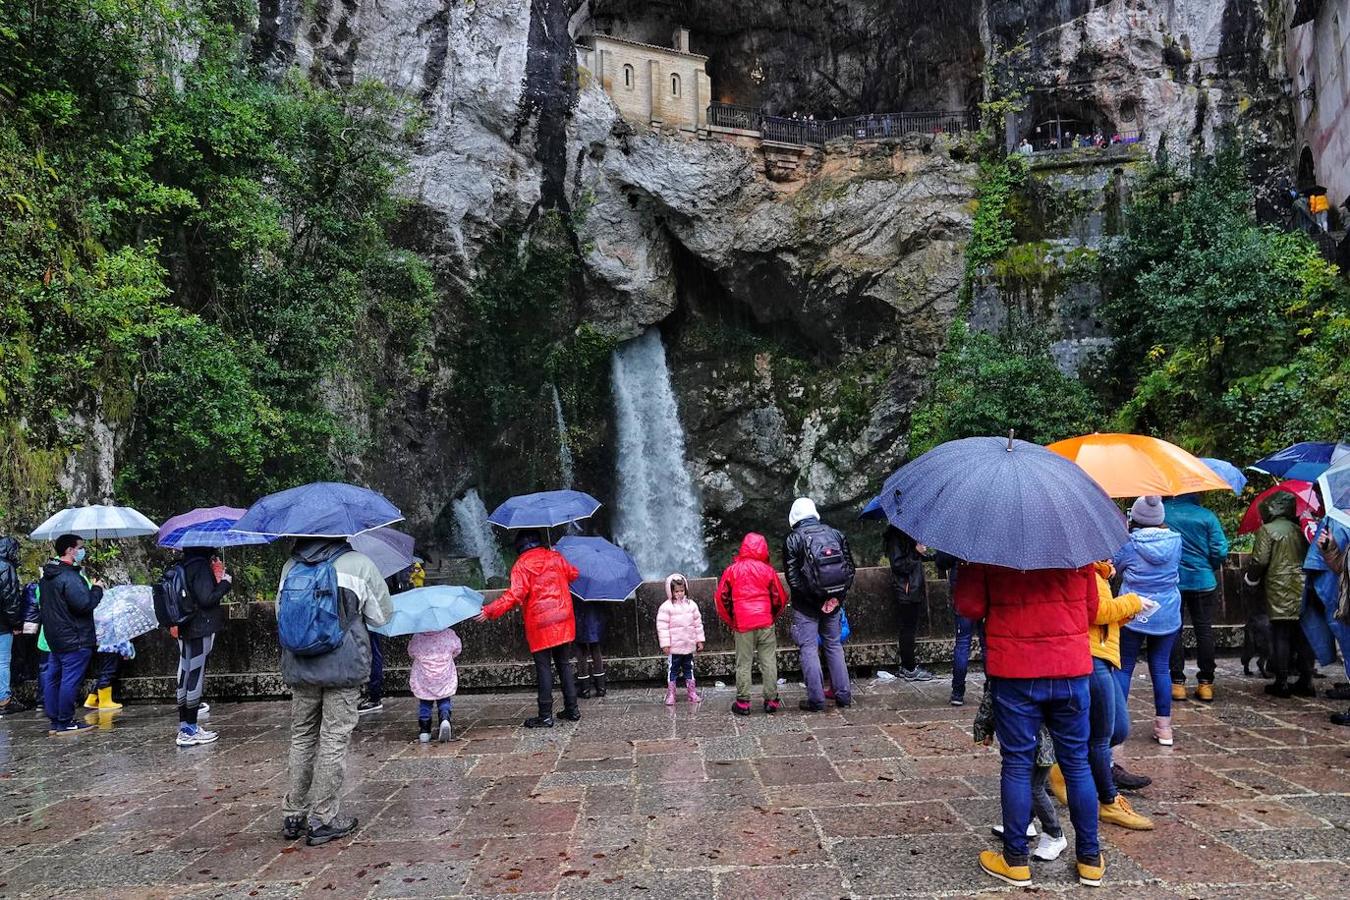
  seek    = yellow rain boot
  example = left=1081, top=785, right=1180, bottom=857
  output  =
left=96, top=687, right=123, bottom=711
left=1048, top=763, right=1067, bottom=805
left=83, top=692, right=99, bottom=709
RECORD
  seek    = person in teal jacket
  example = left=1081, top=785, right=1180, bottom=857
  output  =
left=1163, top=495, right=1229, bottom=702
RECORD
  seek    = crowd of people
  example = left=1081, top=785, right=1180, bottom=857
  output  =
left=3, top=481, right=1348, bottom=885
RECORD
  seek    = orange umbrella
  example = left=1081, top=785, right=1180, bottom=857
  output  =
left=1047, top=433, right=1232, bottom=498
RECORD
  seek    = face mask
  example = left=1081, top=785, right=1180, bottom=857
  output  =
left=73, top=547, right=87, bottom=564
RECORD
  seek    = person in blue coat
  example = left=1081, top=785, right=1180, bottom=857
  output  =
left=1163, top=495, right=1229, bottom=702
left=1304, top=516, right=1350, bottom=722
left=1113, top=496, right=1184, bottom=747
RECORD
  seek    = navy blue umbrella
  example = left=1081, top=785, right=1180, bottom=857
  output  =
left=878, top=436, right=1128, bottom=570
left=556, top=536, right=642, bottom=602
left=1250, top=441, right=1349, bottom=482
left=232, top=482, right=402, bottom=538
left=487, top=490, right=601, bottom=530
left=858, top=495, right=886, bottom=521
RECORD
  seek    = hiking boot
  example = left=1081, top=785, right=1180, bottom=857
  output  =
left=664, top=683, right=677, bottom=706
left=558, top=707, right=581, bottom=722
left=1111, top=764, right=1151, bottom=791
left=1265, top=681, right=1292, bottom=698
left=1099, top=794, right=1154, bottom=830
left=357, top=697, right=383, bottom=714
left=524, top=716, right=554, bottom=728
left=798, top=700, right=826, bottom=712
left=438, top=716, right=453, bottom=743
left=1171, top=682, right=1187, bottom=702
left=282, top=814, right=308, bottom=840
left=1194, top=682, right=1214, bottom=703
left=1153, top=715, right=1173, bottom=746
left=1076, top=853, right=1107, bottom=887
left=1031, top=832, right=1068, bottom=861
left=1330, top=708, right=1350, bottom=726
left=978, top=850, right=1031, bottom=887
left=763, top=698, right=781, bottom=714
left=1292, top=680, right=1317, bottom=698
left=418, top=718, right=432, bottom=743
left=899, top=666, right=934, bottom=682
left=306, top=816, right=358, bottom=846
left=175, top=724, right=218, bottom=747
left=1048, top=763, right=1067, bottom=805
left=949, top=691, right=965, bottom=707
left=48, top=722, right=95, bottom=736
left=731, top=699, right=751, bottom=716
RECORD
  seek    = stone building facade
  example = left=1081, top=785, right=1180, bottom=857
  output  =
left=1287, top=0, right=1350, bottom=218
left=577, top=27, right=712, bottom=132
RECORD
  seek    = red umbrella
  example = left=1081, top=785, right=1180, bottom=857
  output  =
left=1238, top=480, right=1322, bottom=535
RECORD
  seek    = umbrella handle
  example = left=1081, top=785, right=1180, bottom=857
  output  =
left=1007, top=429, right=1015, bottom=452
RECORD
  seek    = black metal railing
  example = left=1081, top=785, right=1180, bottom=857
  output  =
left=708, top=103, right=978, bottom=147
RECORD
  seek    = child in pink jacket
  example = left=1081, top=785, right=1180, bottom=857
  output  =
left=408, top=626, right=461, bottom=743
left=657, top=574, right=706, bottom=705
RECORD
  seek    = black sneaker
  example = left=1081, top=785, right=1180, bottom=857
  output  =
left=1291, top=681, right=1317, bottom=698
left=524, top=716, right=554, bottom=728
left=0, top=698, right=29, bottom=716
left=306, top=816, right=358, bottom=846
left=798, top=700, right=826, bottom=712
left=558, top=708, right=581, bottom=722
left=1264, top=682, right=1292, bottom=698
left=282, top=814, right=309, bottom=840
left=1330, top=709, right=1350, bottom=726
left=833, top=696, right=853, bottom=708
left=1111, top=764, right=1152, bottom=791
left=357, top=697, right=383, bottom=714
left=1325, top=683, right=1350, bottom=700
left=949, top=692, right=966, bottom=707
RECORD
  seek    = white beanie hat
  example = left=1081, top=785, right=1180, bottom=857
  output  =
left=789, top=497, right=820, bottom=528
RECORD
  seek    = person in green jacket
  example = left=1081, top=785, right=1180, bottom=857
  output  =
left=1245, top=492, right=1312, bottom=698
left=1164, top=495, right=1229, bottom=702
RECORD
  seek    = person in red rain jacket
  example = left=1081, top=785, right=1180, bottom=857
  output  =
left=714, top=533, right=787, bottom=716
left=955, top=563, right=1106, bottom=889
left=477, top=531, right=580, bottom=728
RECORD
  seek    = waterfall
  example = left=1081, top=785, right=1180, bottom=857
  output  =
left=550, top=384, right=575, bottom=490
left=611, top=328, right=707, bottom=579
left=452, top=489, right=505, bottom=582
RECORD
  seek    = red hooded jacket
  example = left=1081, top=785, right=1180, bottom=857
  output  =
left=715, top=533, right=787, bottom=633
left=953, top=563, right=1098, bottom=679
left=481, top=546, right=579, bottom=652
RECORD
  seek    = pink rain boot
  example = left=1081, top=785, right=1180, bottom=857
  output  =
left=1153, top=715, right=1173, bottom=746
left=686, top=676, right=702, bottom=703
left=664, top=683, right=677, bottom=706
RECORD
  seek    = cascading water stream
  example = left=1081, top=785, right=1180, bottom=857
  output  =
left=452, top=488, right=506, bottom=582
left=610, top=328, right=707, bottom=579
left=550, top=384, right=575, bottom=490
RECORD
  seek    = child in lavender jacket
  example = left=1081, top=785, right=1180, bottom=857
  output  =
left=408, top=626, right=461, bottom=743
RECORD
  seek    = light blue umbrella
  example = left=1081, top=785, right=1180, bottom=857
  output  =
left=1201, top=458, right=1247, bottom=495
left=350, top=527, right=415, bottom=579
left=369, top=585, right=485, bottom=637
left=1319, top=461, right=1350, bottom=531
left=487, top=490, right=601, bottom=530
left=233, top=482, right=402, bottom=538
left=557, top=536, right=642, bottom=602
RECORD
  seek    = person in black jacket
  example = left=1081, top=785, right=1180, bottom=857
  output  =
left=885, top=526, right=936, bottom=684
left=783, top=498, right=856, bottom=711
left=39, top=533, right=103, bottom=735
left=175, top=547, right=232, bottom=747
left=0, top=536, right=26, bottom=716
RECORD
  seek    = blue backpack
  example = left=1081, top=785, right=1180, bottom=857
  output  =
left=277, top=557, right=346, bottom=657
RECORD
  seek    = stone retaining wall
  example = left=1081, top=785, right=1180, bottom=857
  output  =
left=97, top=556, right=1263, bottom=701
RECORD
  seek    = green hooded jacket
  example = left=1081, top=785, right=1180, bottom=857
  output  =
left=1246, top=492, right=1308, bottom=620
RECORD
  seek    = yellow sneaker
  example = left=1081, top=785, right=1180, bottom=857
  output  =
left=978, top=850, right=1031, bottom=887
left=1195, top=682, right=1214, bottom=702
left=1099, top=794, right=1154, bottom=830
left=1077, top=853, right=1106, bottom=886
left=1171, top=683, right=1187, bottom=702
left=1047, top=763, right=1067, bottom=805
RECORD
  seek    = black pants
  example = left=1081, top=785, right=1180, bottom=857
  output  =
left=368, top=633, right=384, bottom=703
left=1170, top=587, right=1218, bottom=684
left=1272, top=619, right=1314, bottom=686
left=574, top=641, right=604, bottom=680
left=533, top=644, right=578, bottom=718
left=896, top=602, right=921, bottom=670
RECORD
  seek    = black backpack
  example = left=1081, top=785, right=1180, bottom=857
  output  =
left=802, top=524, right=853, bottom=600
left=0, top=559, right=20, bottom=626
left=152, top=563, right=195, bottom=626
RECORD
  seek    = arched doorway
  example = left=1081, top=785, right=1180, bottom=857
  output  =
left=1297, top=146, right=1316, bottom=190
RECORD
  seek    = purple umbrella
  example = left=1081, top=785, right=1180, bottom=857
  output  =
left=350, top=527, right=416, bottom=579
left=157, top=507, right=273, bottom=549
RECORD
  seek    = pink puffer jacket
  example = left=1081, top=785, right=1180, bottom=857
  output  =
left=657, top=574, right=705, bottom=655
left=407, top=626, right=461, bottom=701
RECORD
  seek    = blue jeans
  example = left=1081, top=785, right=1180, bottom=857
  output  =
left=418, top=697, right=451, bottom=721
left=368, top=633, right=384, bottom=703
left=44, top=647, right=93, bottom=729
left=991, top=676, right=1098, bottom=864
left=0, top=633, right=11, bottom=703
left=1088, top=658, right=1130, bottom=804
left=1116, top=628, right=1179, bottom=717
left=791, top=609, right=850, bottom=705
left=667, top=653, right=694, bottom=683
left=952, top=614, right=982, bottom=698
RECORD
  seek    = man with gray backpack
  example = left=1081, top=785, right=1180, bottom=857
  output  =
left=275, top=537, right=392, bottom=846
left=783, top=497, right=857, bottom=711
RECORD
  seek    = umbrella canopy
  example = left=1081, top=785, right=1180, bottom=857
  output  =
left=858, top=495, right=886, bottom=521
left=878, top=435, right=1128, bottom=570
left=1201, top=458, right=1247, bottom=495
left=487, top=490, right=601, bottom=530
left=158, top=506, right=273, bottom=549
left=1250, top=441, right=1350, bottom=483
left=369, top=585, right=485, bottom=637
left=350, top=527, right=416, bottom=579
left=232, top=482, right=402, bottom=538
left=94, top=585, right=158, bottom=648
left=1317, top=462, right=1350, bottom=531
left=1047, top=433, right=1231, bottom=498
left=1238, top=480, right=1322, bottom=535
left=31, top=505, right=159, bottom=541
left=556, top=536, right=642, bottom=602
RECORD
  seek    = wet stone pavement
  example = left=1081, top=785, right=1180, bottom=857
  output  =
left=1, top=659, right=1348, bottom=898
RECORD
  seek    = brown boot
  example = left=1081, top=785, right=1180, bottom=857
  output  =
left=1099, top=795, right=1154, bottom=830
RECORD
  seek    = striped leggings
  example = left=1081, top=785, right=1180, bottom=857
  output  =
left=177, top=635, right=214, bottom=726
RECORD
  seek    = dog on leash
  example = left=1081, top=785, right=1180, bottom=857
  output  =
left=1241, top=612, right=1272, bottom=677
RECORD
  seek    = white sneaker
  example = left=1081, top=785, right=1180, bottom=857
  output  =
left=990, top=823, right=1038, bottom=837
left=438, top=719, right=452, bottom=742
left=198, top=702, right=210, bottom=717
left=176, top=725, right=219, bottom=747
left=1031, top=832, right=1068, bottom=861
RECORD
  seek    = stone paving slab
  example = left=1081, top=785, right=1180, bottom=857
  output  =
left=1, top=659, right=1349, bottom=898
